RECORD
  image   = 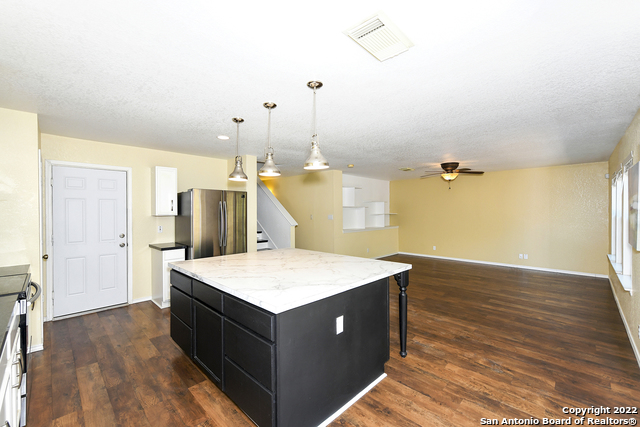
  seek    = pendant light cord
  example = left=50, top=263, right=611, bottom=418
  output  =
left=312, top=86, right=317, bottom=142
left=235, top=120, right=240, bottom=158
left=267, top=107, right=272, bottom=150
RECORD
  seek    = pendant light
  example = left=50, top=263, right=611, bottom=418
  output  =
left=229, top=117, right=248, bottom=182
left=304, top=81, right=329, bottom=170
left=259, top=102, right=281, bottom=177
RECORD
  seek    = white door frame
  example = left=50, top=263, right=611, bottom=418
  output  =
left=44, top=160, right=133, bottom=321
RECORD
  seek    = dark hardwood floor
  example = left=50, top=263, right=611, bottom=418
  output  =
left=28, top=255, right=640, bottom=426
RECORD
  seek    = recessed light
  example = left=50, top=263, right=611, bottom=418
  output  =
left=217, top=135, right=230, bottom=140
left=348, top=164, right=354, bottom=168
left=399, top=167, right=414, bottom=171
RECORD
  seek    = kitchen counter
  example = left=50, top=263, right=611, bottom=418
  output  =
left=169, top=248, right=411, bottom=314
left=169, top=249, right=412, bottom=427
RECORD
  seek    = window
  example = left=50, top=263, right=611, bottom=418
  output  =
left=609, top=154, right=633, bottom=292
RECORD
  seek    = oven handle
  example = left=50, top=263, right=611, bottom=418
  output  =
left=12, top=350, right=23, bottom=390
left=28, top=281, right=41, bottom=309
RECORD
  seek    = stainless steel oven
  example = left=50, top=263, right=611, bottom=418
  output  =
left=0, top=265, right=40, bottom=427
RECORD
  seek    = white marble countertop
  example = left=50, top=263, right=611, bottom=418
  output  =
left=169, top=248, right=411, bottom=314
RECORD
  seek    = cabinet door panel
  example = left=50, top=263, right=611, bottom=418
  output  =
left=224, top=358, right=274, bottom=427
left=170, top=286, right=192, bottom=327
left=193, top=300, right=223, bottom=388
left=193, top=279, right=223, bottom=312
left=225, top=319, right=275, bottom=391
left=225, top=295, right=275, bottom=341
left=170, top=313, right=192, bottom=357
left=170, top=270, right=192, bottom=295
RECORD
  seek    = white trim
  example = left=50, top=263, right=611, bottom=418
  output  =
left=317, top=373, right=386, bottom=427
left=257, top=180, right=297, bottom=226
left=131, top=296, right=153, bottom=305
left=44, top=160, right=134, bottom=321
left=28, top=344, right=44, bottom=354
left=397, top=252, right=608, bottom=278
left=343, top=226, right=399, bottom=233
left=608, top=278, right=640, bottom=370
left=608, top=254, right=633, bottom=293
left=374, top=253, right=401, bottom=260
left=37, top=149, right=45, bottom=349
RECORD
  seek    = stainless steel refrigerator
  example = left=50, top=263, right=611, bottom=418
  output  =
left=175, top=189, right=247, bottom=259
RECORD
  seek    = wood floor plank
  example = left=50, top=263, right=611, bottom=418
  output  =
left=76, top=362, right=118, bottom=427
left=28, top=256, right=640, bottom=426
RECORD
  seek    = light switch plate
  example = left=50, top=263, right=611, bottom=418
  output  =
left=336, top=315, right=344, bottom=335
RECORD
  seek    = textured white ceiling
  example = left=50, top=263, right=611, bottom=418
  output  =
left=1, top=0, right=640, bottom=180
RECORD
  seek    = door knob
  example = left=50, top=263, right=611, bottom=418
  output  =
left=119, top=233, right=125, bottom=238
left=42, top=254, right=49, bottom=260
left=119, top=243, right=125, bottom=247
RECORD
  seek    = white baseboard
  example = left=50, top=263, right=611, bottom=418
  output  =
left=375, top=253, right=401, bottom=260
left=396, top=252, right=608, bottom=278
left=318, top=373, right=386, bottom=427
left=131, top=296, right=152, bottom=304
left=608, top=278, right=640, bottom=370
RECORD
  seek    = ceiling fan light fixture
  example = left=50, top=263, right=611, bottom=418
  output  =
left=441, top=173, right=458, bottom=181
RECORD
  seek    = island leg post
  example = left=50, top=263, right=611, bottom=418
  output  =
left=393, top=271, right=409, bottom=357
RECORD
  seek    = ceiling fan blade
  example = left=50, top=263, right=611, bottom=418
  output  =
left=458, top=170, right=484, bottom=174
left=456, top=168, right=471, bottom=171
left=420, top=173, right=441, bottom=179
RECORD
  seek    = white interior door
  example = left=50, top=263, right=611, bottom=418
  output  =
left=52, top=166, right=128, bottom=317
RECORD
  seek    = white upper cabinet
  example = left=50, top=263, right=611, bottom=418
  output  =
left=152, top=166, right=177, bottom=216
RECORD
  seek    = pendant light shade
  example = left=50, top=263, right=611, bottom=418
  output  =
left=229, top=117, right=248, bottom=182
left=259, top=103, right=281, bottom=177
left=304, top=81, right=329, bottom=170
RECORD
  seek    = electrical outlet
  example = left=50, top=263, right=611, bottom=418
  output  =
left=433, top=246, right=436, bottom=250
left=519, top=254, right=523, bottom=259
left=158, top=226, right=163, bottom=233
left=310, top=214, right=313, bottom=220
left=366, top=248, right=369, bottom=253
left=336, top=316, right=344, bottom=335
left=328, top=214, right=333, bottom=220
left=524, top=254, right=528, bottom=259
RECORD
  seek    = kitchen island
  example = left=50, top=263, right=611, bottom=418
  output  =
left=169, top=248, right=411, bottom=427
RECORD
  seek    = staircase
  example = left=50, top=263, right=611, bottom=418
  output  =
left=257, top=230, right=271, bottom=251
left=256, top=180, right=298, bottom=250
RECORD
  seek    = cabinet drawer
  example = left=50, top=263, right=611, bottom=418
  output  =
left=225, top=319, right=275, bottom=391
left=193, top=300, right=223, bottom=388
left=224, top=358, right=274, bottom=427
left=170, top=286, right=192, bottom=327
left=171, top=313, right=192, bottom=358
left=170, top=270, right=192, bottom=295
left=193, top=279, right=223, bottom=313
left=225, top=295, right=275, bottom=341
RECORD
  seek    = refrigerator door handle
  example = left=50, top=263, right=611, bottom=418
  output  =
left=223, top=200, right=228, bottom=248
left=218, top=201, right=224, bottom=248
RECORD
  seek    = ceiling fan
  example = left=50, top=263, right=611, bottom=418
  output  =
left=420, top=162, right=484, bottom=189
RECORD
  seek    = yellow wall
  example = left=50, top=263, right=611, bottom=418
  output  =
left=0, top=108, right=43, bottom=350
left=608, top=107, right=640, bottom=359
left=263, top=170, right=399, bottom=258
left=391, top=162, right=609, bottom=275
left=40, top=133, right=257, bottom=312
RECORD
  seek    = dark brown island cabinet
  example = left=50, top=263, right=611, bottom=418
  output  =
left=169, top=267, right=404, bottom=427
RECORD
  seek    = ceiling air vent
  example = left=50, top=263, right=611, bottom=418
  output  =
left=344, top=12, right=414, bottom=62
